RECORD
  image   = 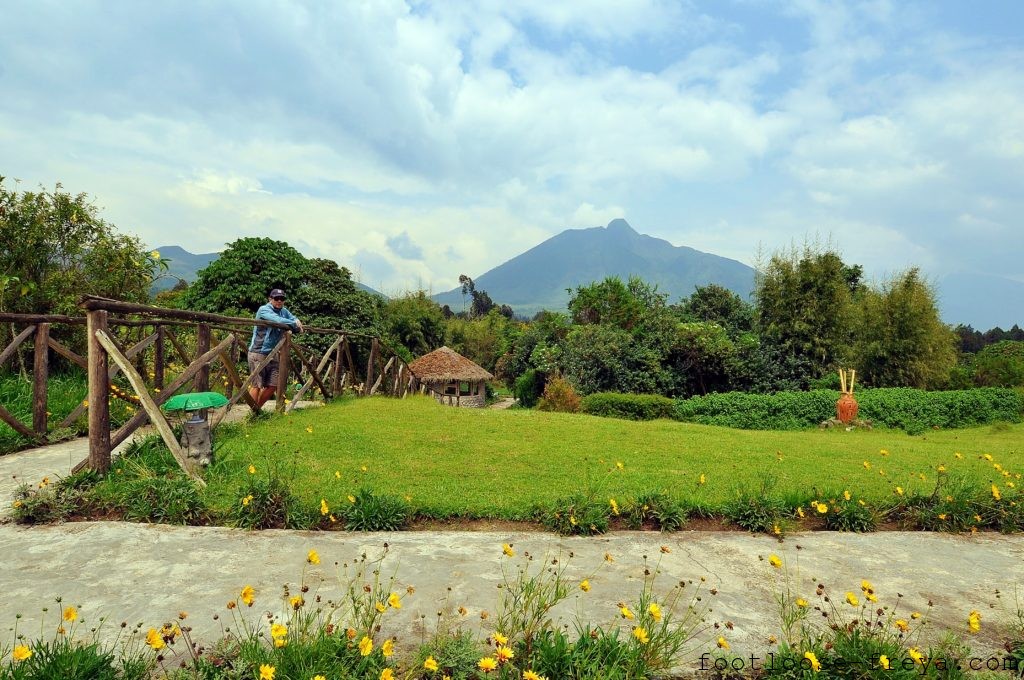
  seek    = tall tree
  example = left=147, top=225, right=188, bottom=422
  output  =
left=850, top=268, right=956, bottom=388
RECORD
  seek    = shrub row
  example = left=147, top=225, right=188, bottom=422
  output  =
left=579, top=392, right=676, bottom=420
left=673, top=387, right=1023, bottom=433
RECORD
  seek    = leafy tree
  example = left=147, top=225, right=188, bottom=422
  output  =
left=183, top=237, right=309, bottom=317
left=293, top=258, right=380, bottom=335
left=664, top=322, right=739, bottom=397
left=446, top=309, right=510, bottom=373
left=383, top=291, right=446, bottom=359
left=754, top=244, right=859, bottom=384
left=561, top=324, right=661, bottom=395
left=676, top=284, right=753, bottom=337
left=972, top=340, right=1024, bottom=387
left=567, top=276, right=662, bottom=330
left=850, top=268, right=956, bottom=388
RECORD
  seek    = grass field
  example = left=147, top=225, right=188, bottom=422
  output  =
left=202, top=395, right=1024, bottom=519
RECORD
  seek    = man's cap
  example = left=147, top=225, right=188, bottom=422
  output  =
left=269, top=288, right=286, bottom=299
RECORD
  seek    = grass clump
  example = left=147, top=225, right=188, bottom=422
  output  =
left=624, top=491, right=688, bottom=531
left=534, top=494, right=609, bottom=536
left=722, top=477, right=787, bottom=535
left=339, top=487, right=409, bottom=531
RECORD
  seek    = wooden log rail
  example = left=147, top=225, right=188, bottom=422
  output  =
left=0, top=298, right=416, bottom=481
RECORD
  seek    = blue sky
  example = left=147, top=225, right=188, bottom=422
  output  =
left=2, top=0, right=1022, bottom=303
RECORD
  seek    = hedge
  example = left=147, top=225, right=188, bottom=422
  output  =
left=580, top=392, right=676, bottom=420
left=673, top=388, right=1023, bottom=433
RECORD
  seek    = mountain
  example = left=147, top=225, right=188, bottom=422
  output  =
left=937, top=272, right=1024, bottom=330
left=152, top=245, right=387, bottom=298
left=432, top=219, right=756, bottom=316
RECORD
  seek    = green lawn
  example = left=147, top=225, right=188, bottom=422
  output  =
left=203, top=395, right=1024, bottom=519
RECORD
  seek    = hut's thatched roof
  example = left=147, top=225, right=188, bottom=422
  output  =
left=408, top=346, right=494, bottom=382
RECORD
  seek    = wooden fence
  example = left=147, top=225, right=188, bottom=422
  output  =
left=0, top=296, right=420, bottom=481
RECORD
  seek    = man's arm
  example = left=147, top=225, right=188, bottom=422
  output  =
left=256, top=306, right=302, bottom=331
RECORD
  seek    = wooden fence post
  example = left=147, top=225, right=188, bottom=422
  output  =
left=154, top=325, right=165, bottom=391
left=195, top=323, right=211, bottom=392
left=33, top=322, right=49, bottom=438
left=87, top=310, right=111, bottom=473
left=333, top=337, right=343, bottom=395
left=276, top=331, right=291, bottom=413
left=365, top=338, right=379, bottom=396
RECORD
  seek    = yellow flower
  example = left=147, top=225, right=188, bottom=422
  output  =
left=937, top=465, right=946, bottom=472
left=346, top=628, right=357, bottom=640
left=146, top=628, right=165, bottom=650
left=863, top=461, right=871, bottom=470
left=616, top=461, right=624, bottom=471
left=496, top=645, right=514, bottom=662
left=938, top=513, right=947, bottom=520
left=768, top=554, right=782, bottom=569
left=894, top=619, right=909, bottom=632
left=307, top=549, right=320, bottom=565
left=359, top=636, right=373, bottom=656
left=879, top=655, right=890, bottom=670
left=632, top=627, right=649, bottom=644
left=502, top=543, right=514, bottom=557
left=717, top=636, right=729, bottom=650
left=968, top=610, right=981, bottom=633
left=523, top=672, right=545, bottom=680
left=248, top=464, right=256, bottom=474
left=648, top=602, right=662, bottom=621
left=844, top=490, right=851, bottom=501
left=860, top=579, right=873, bottom=592
left=305, top=426, right=313, bottom=433
left=242, top=495, right=253, bottom=506
left=12, top=645, right=32, bottom=662
left=992, top=484, right=1001, bottom=501
left=796, top=506, right=805, bottom=518
left=240, top=585, right=255, bottom=607
left=580, top=579, right=591, bottom=592
left=150, top=250, right=161, bottom=259
left=493, top=632, right=508, bottom=645
left=804, top=651, right=821, bottom=672
left=983, top=453, right=993, bottom=461
left=772, top=524, right=781, bottom=535
left=609, top=498, right=619, bottom=515
left=845, top=592, right=859, bottom=606
left=699, top=473, right=706, bottom=485
left=816, top=502, right=828, bottom=514
left=63, top=606, right=78, bottom=622
left=908, top=648, right=924, bottom=665
left=478, top=656, right=498, bottom=672
left=895, top=486, right=904, bottom=496
left=620, top=605, right=635, bottom=620
left=320, top=499, right=329, bottom=515
left=604, top=552, right=614, bottom=563
left=388, top=592, right=402, bottom=609
left=361, top=465, right=368, bottom=472
left=381, top=670, right=395, bottom=680
left=375, top=602, right=387, bottom=613
left=880, top=449, right=889, bottom=456
left=955, top=452, right=962, bottom=459
left=382, top=639, right=394, bottom=657
left=259, top=664, right=275, bottom=680
left=273, top=636, right=287, bottom=648
left=348, top=495, right=356, bottom=503
left=795, top=598, right=808, bottom=608
left=911, top=612, right=921, bottom=619
left=270, top=622, right=287, bottom=638
left=334, top=471, right=341, bottom=479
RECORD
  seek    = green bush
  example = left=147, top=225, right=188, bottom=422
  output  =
left=514, top=369, right=545, bottom=408
left=116, top=476, right=208, bottom=525
left=536, top=376, right=581, bottom=413
left=580, top=392, right=676, bottom=420
left=533, top=495, right=609, bottom=536
left=722, top=478, right=787, bottom=535
left=341, top=487, right=409, bottom=531
left=624, top=492, right=688, bottom=531
left=230, top=474, right=309, bottom=529
left=674, top=387, right=1023, bottom=432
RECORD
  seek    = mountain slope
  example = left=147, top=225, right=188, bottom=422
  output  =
left=433, top=219, right=756, bottom=314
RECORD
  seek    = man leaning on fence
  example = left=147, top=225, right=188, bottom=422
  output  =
left=248, top=288, right=303, bottom=408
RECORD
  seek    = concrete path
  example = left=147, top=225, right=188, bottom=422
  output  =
left=2, top=430, right=1023, bottom=675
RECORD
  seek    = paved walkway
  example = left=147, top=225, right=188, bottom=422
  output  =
left=2, top=433, right=1023, bottom=675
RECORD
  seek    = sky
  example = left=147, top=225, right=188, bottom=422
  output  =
left=2, top=0, right=1023, bottom=299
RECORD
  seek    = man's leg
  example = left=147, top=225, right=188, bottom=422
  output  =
left=256, top=386, right=276, bottom=408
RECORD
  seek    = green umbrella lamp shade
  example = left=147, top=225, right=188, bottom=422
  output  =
left=162, top=391, right=230, bottom=411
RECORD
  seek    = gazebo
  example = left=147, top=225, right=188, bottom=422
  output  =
left=408, top=346, right=493, bottom=408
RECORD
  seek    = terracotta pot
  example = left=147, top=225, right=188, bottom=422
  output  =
left=836, top=392, right=858, bottom=424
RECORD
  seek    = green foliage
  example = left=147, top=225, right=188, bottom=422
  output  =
left=445, top=308, right=512, bottom=373
left=722, top=478, right=786, bottom=534
left=821, top=498, right=878, bottom=532
left=10, top=482, right=76, bottom=524
left=536, top=376, right=581, bottom=413
left=383, top=291, right=446, bottom=359
left=624, top=491, right=688, bottom=531
left=972, top=340, right=1024, bottom=387
left=513, top=369, right=545, bottom=408
left=340, top=487, right=409, bottom=531
left=568, top=276, right=662, bottom=330
left=851, top=268, right=957, bottom=389
left=182, top=237, right=309, bottom=316
left=580, top=392, right=676, bottom=420
left=665, top=322, right=739, bottom=396
left=0, top=636, right=151, bottom=680
left=534, top=494, right=609, bottom=536
left=230, top=469, right=308, bottom=530
left=910, top=474, right=988, bottom=533
left=292, top=257, right=380, bottom=337
left=412, top=630, right=481, bottom=680
left=117, top=476, right=208, bottom=525
left=561, top=324, right=661, bottom=395
left=0, top=177, right=164, bottom=319
left=675, top=387, right=1023, bottom=432
left=676, top=283, right=754, bottom=336
left=754, top=243, right=860, bottom=383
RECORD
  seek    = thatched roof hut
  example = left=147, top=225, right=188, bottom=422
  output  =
left=408, top=346, right=493, bottom=407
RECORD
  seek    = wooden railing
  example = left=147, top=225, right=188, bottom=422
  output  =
left=0, top=296, right=420, bottom=480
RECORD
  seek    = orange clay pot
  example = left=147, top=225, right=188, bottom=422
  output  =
left=836, top=392, right=858, bottom=424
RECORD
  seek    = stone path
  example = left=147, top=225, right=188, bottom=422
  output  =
left=1, top=431, right=1023, bottom=674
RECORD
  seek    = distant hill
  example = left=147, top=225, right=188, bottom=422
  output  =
left=432, top=219, right=756, bottom=316
left=152, top=245, right=386, bottom=298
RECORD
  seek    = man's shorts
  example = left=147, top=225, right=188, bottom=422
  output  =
left=247, top=351, right=281, bottom=389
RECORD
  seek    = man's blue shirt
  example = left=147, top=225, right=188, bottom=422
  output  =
left=249, top=303, right=299, bottom=353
